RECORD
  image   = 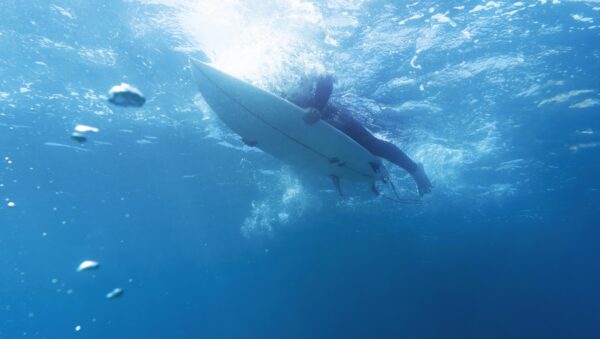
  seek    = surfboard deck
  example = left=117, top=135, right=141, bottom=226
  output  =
left=190, top=58, right=386, bottom=183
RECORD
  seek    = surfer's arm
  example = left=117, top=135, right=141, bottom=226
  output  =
left=314, top=75, right=333, bottom=111
left=303, top=107, right=321, bottom=125
left=410, top=163, right=432, bottom=196
left=301, top=75, right=332, bottom=125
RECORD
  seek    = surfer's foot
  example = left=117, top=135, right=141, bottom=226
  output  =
left=411, top=163, right=432, bottom=196
left=303, top=107, right=321, bottom=125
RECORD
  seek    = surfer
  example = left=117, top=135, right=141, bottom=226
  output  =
left=289, top=75, right=432, bottom=196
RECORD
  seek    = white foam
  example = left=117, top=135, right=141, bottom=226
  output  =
left=394, top=100, right=442, bottom=113
left=410, top=54, right=422, bottom=69
left=570, top=142, right=600, bottom=152
left=241, top=169, right=309, bottom=237
left=399, top=13, right=424, bottom=25
left=483, top=183, right=517, bottom=197
left=570, top=98, right=600, bottom=109
left=469, top=1, right=501, bottom=13
left=385, top=77, right=416, bottom=87
left=571, top=14, right=594, bottom=23
left=496, top=159, right=526, bottom=172
left=431, top=13, right=457, bottom=27
left=434, top=55, right=525, bottom=84
left=143, top=0, right=326, bottom=85
left=538, top=89, right=595, bottom=106
left=78, top=48, right=118, bottom=66
left=51, top=5, right=75, bottom=19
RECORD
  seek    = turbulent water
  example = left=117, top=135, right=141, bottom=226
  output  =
left=1, top=1, right=599, bottom=338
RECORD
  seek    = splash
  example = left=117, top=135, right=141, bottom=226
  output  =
left=132, top=0, right=533, bottom=201
left=137, top=0, right=326, bottom=88
left=241, top=169, right=311, bottom=237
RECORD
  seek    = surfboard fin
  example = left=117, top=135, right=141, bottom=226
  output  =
left=241, top=138, right=258, bottom=147
left=369, top=162, right=380, bottom=173
left=371, top=181, right=380, bottom=196
left=389, top=179, right=401, bottom=200
left=369, top=161, right=389, bottom=183
left=329, top=174, right=343, bottom=196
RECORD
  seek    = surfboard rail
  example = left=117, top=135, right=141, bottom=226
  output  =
left=190, top=58, right=388, bottom=185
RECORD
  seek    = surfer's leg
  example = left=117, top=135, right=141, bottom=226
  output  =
left=330, top=113, right=432, bottom=195
left=336, top=115, right=418, bottom=174
left=364, top=136, right=432, bottom=196
left=369, top=138, right=418, bottom=174
left=368, top=138, right=432, bottom=195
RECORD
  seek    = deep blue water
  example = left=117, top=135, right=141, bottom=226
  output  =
left=1, top=1, right=600, bottom=338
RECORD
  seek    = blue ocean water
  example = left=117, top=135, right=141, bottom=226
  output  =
left=1, top=0, right=599, bottom=338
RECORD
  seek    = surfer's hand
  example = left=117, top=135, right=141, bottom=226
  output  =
left=303, top=107, right=321, bottom=125
left=411, top=163, right=432, bottom=196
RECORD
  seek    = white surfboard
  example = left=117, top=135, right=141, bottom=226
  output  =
left=190, top=58, right=387, bottom=185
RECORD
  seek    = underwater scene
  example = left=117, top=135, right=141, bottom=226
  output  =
left=1, top=0, right=599, bottom=338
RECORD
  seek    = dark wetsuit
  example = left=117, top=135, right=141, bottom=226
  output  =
left=293, top=75, right=418, bottom=175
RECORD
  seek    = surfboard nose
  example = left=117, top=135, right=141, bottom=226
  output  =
left=189, top=57, right=208, bottom=84
left=190, top=58, right=224, bottom=98
left=189, top=57, right=203, bottom=70
left=190, top=58, right=239, bottom=94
